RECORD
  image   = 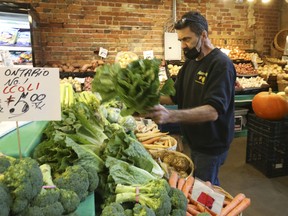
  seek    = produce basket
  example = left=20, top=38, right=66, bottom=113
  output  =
left=274, top=29, right=288, bottom=52
left=149, top=149, right=194, bottom=178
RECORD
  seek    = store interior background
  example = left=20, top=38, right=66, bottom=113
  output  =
left=8, top=0, right=288, bottom=65
left=5, top=0, right=288, bottom=215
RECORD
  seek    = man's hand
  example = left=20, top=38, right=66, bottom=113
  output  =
left=146, top=104, right=173, bottom=124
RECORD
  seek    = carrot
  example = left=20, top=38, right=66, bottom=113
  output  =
left=187, top=204, right=200, bottom=215
left=188, top=193, right=194, bottom=204
left=223, top=200, right=231, bottom=207
left=177, top=178, right=186, bottom=190
left=226, top=198, right=251, bottom=216
left=142, top=136, right=162, bottom=144
left=196, top=203, right=206, bottom=212
left=186, top=212, right=193, bottom=216
left=219, top=193, right=246, bottom=216
left=182, top=176, right=195, bottom=198
left=169, top=171, right=179, bottom=188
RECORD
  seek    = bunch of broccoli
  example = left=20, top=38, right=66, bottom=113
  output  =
left=169, top=188, right=188, bottom=216
left=101, top=202, right=155, bottom=216
left=21, top=163, right=80, bottom=216
left=115, top=179, right=172, bottom=216
left=1, top=157, right=43, bottom=215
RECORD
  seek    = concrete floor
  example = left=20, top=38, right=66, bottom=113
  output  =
left=219, top=137, right=288, bottom=216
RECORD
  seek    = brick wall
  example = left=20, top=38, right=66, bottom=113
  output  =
left=8, top=0, right=283, bottom=65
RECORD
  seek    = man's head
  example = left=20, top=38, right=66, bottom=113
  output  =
left=174, top=11, right=208, bottom=37
left=174, top=11, right=209, bottom=60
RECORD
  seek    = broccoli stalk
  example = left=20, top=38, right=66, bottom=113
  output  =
left=115, top=179, right=171, bottom=216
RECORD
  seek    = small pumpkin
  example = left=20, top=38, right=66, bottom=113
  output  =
left=252, top=88, right=288, bottom=120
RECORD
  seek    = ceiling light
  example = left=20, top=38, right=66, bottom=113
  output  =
left=262, top=0, right=270, bottom=3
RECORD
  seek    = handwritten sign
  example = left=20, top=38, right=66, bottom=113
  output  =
left=0, top=67, right=61, bottom=121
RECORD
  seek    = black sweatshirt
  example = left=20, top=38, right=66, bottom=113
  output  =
left=171, top=48, right=236, bottom=155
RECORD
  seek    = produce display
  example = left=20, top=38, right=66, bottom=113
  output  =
left=47, top=59, right=104, bottom=72
left=115, top=51, right=139, bottom=68
left=233, top=63, right=257, bottom=76
left=235, top=76, right=268, bottom=90
left=60, top=77, right=82, bottom=92
left=258, top=64, right=284, bottom=79
left=264, top=57, right=287, bottom=66
left=83, top=77, right=93, bottom=91
left=150, top=151, right=193, bottom=178
left=0, top=65, right=252, bottom=216
left=167, top=64, right=182, bottom=76
left=226, top=47, right=263, bottom=64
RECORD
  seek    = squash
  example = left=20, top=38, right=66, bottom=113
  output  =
left=252, top=88, right=288, bottom=120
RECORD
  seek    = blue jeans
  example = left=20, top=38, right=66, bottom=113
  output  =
left=191, top=150, right=228, bottom=186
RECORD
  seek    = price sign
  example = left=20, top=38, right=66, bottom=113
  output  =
left=0, top=67, right=61, bottom=121
left=143, top=50, right=154, bottom=60
left=99, top=47, right=108, bottom=58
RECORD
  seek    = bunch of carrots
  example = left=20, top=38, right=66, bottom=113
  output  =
left=136, top=129, right=175, bottom=149
left=168, top=171, right=251, bottom=216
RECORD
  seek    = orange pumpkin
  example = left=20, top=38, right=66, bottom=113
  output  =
left=252, top=88, right=288, bottom=120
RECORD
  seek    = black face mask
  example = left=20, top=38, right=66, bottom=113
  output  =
left=183, top=38, right=201, bottom=60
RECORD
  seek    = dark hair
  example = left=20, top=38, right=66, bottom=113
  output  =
left=174, top=11, right=208, bottom=36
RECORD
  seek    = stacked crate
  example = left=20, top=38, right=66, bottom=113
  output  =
left=246, top=114, right=288, bottom=177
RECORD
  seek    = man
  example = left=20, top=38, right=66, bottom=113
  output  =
left=148, top=11, right=236, bottom=185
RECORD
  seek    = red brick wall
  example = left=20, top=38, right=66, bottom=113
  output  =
left=9, top=0, right=282, bottom=65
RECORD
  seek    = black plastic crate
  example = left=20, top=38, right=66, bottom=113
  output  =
left=247, top=114, right=288, bottom=139
left=246, top=129, right=288, bottom=177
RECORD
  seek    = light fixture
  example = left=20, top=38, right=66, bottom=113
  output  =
left=247, top=0, right=254, bottom=2
left=261, top=0, right=270, bottom=3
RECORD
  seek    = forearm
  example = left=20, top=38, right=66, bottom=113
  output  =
left=160, top=96, right=174, bottom=105
left=168, top=105, right=218, bottom=123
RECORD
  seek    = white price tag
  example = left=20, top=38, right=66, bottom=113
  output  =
left=191, top=179, right=225, bottom=215
left=99, top=47, right=108, bottom=58
left=74, top=77, right=85, bottom=84
left=143, top=50, right=154, bottom=60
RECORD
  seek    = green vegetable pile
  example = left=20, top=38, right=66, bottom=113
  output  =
left=92, top=58, right=175, bottom=116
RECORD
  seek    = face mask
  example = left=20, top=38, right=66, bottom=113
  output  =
left=183, top=37, right=201, bottom=60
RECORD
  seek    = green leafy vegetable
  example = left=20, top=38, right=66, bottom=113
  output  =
left=92, top=59, right=175, bottom=116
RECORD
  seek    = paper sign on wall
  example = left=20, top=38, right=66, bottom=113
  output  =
left=143, top=50, right=154, bottom=59
left=99, top=47, right=108, bottom=58
left=0, top=67, right=61, bottom=121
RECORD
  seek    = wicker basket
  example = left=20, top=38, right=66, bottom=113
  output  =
left=149, top=149, right=194, bottom=178
left=270, top=42, right=283, bottom=59
left=274, top=29, right=288, bottom=52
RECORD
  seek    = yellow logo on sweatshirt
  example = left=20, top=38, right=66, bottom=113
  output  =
left=195, top=71, right=208, bottom=85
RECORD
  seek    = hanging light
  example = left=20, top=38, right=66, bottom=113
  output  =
left=262, top=0, right=270, bottom=3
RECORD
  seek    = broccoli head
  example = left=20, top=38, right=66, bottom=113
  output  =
left=101, top=202, right=126, bottom=216
left=59, top=189, right=80, bottom=214
left=54, top=165, right=89, bottom=201
left=170, top=209, right=186, bottom=216
left=169, top=187, right=188, bottom=212
left=3, top=157, right=43, bottom=214
left=77, top=163, right=99, bottom=193
left=133, top=203, right=156, bottom=216
left=0, top=183, right=12, bottom=216
left=124, top=209, right=133, bottom=216
left=115, top=179, right=172, bottom=216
